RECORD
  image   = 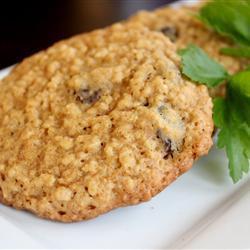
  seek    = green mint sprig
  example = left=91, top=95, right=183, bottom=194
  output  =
left=179, top=44, right=250, bottom=183
left=178, top=45, right=228, bottom=87
left=199, top=0, right=250, bottom=58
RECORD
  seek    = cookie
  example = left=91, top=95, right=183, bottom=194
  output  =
left=128, top=2, right=248, bottom=97
left=0, top=23, right=213, bottom=222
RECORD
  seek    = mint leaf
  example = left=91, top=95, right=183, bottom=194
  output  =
left=220, top=46, right=250, bottom=58
left=179, top=43, right=250, bottom=183
left=229, top=70, right=250, bottom=124
left=178, top=44, right=228, bottom=87
left=213, top=70, right=250, bottom=182
left=214, top=101, right=250, bottom=182
left=200, top=0, right=250, bottom=46
left=199, top=1, right=250, bottom=59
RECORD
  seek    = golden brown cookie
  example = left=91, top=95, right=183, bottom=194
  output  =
left=0, top=23, right=213, bottom=222
left=128, top=2, right=248, bottom=97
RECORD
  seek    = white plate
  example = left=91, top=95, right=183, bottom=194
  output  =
left=1, top=61, right=250, bottom=250
left=1, top=3, right=250, bottom=248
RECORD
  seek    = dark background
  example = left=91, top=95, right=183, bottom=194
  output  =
left=0, top=0, right=178, bottom=69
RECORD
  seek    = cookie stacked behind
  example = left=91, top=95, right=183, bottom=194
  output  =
left=128, top=3, right=247, bottom=97
left=0, top=22, right=213, bottom=222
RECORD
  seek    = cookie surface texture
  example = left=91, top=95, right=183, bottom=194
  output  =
left=128, top=3, right=248, bottom=97
left=0, top=23, right=213, bottom=222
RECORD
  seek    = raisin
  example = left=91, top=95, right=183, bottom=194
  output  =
left=88, top=205, right=96, bottom=210
left=58, top=211, right=66, bottom=216
left=0, top=173, right=5, bottom=181
left=156, top=129, right=174, bottom=159
left=75, top=89, right=100, bottom=104
left=160, top=26, right=178, bottom=42
left=143, top=99, right=149, bottom=107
